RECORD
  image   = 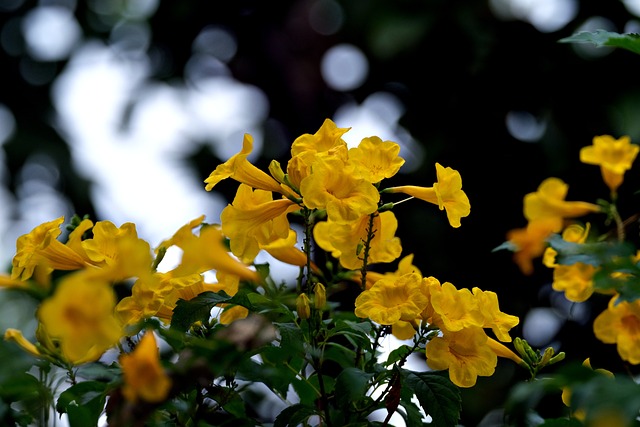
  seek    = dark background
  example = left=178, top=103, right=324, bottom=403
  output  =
left=2, top=1, right=640, bottom=424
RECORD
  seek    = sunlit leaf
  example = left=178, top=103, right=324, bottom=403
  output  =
left=403, top=370, right=461, bottom=427
left=559, top=30, right=640, bottom=55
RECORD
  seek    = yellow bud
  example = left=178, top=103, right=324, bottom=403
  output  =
left=296, top=293, right=311, bottom=320
left=268, top=160, right=287, bottom=184
left=314, top=283, right=326, bottom=309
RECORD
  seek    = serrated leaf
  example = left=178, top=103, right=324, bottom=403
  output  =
left=171, top=291, right=232, bottom=332
left=559, top=30, right=640, bottom=55
left=334, top=367, right=374, bottom=409
left=403, top=370, right=461, bottom=427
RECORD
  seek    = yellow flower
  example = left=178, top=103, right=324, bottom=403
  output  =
left=384, top=163, right=470, bottom=228
left=543, top=223, right=591, bottom=268
left=472, top=288, right=520, bottom=342
left=220, top=184, right=299, bottom=263
left=506, top=219, right=557, bottom=275
left=155, top=277, right=219, bottom=324
left=523, top=178, right=600, bottom=232
left=593, top=295, right=640, bottom=364
left=81, top=220, right=154, bottom=282
left=347, top=136, right=405, bottom=183
left=354, top=254, right=422, bottom=290
left=486, top=338, right=524, bottom=365
left=313, top=211, right=402, bottom=270
left=427, top=280, right=484, bottom=332
left=37, top=271, right=124, bottom=364
left=11, top=216, right=88, bottom=281
left=425, top=326, right=497, bottom=388
left=552, top=263, right=596, bottom=303
left=4, top=328, right=43, bottom=358
left=204, top=133, right=284, bottom=194
left=120, top=331, right=172, bottom=403
left=260, top=229, right=321, bottom=274
left=290, top=118, right=350, bottom=158
left=159, top=215, right=260, bottom=283
left=580, top=135, right=639, bottom=193
left=354, top=273, right=428, bottom=325
left=296, top=293, right=311, bottom=320
left=300, top=156, right=380, bottom=222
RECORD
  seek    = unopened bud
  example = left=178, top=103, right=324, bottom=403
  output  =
left=296, top=293, right=311, bottom=320
left=314, top=283, right=326, bottom=310
left=268, top=160, right=287, bottom=184
left=539, top=346, right=555, bottom=367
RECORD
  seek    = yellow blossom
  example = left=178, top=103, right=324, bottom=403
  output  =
left=425, top=326, right=497, bottom=388
left=580, top=134, right=639, bottom=194
left=354, top=254, right=422, bottom=290
left=427, top=280, right=484, bottom=332
left=486, top=338, right=524, bottom=365
left=354, top=273, right=429, bottom=325
left=472, top=288, right=520, bottom=342
left=300, top=156, right=380, bottom=222
left=12, top=216, right=88, bottom=281
left=260, top=229, right=321, bottom=274
left=290, top=118, right=350, bottom=159
left=220, top=184, right=300, bottom=263
left=313, top=211, right=402, bottom=270
left=384, top=163, right=470, bottom=228
left=4, top=328, right=43, bottom=359
left=120, top=331, right=172, bottom=403
left=296, top=293, right=311, bottom=320
left=552, top=263, right=597, bottom=303
left=204, top=133, right=284, bottom=194
left=158, top=215, right=260, bottom=283
left=347, top=136, right=405, bottom=183
left=523, top=178, right=600, bottom=232
left=37, top=271, right=124, bottom=364
left=593, top=295, right=640, bottom=364
left=506, top=219, right=557, bottom=275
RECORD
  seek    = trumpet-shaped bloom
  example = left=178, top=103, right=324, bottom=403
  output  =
left=425, top=327, right=497, bottom=388
left=354, top=273, right=429, bottom=325
left=471, top=288, right=520, bottom=342
left=158, top=216, right=260, bottom=283
left=261, top=229, right=320, bottom=273
left=523, top=178, right=600, bottom=232
left=204, top=133, right=284, bottom=194
left=506, top=219, right=557, bottom=275
left=428, top=281, right=484, bottom=332
left=37, top=271, right=123, bottom=364
left=221, top=184, right=300, bottom=263
left=347, top=136, right=405, bottom=183
left=81, top=221, right=154, bottom=282
left=290, top=118, right=350, bottom=158
left=12, top=217, right=88, bottom=281
left=580, top=135, right=639, bottom=193
left=4, top=328, right=43, bottom=358
left=385, top=163, right=470, bottom=228
left=552, top=263, right=596, bottom=303
left=355, top=254, right=423, bottom=290
left=593, top=295, right=640, bottom=364
left=301, top=156, right=380, bottom=222
left=120, top=331, right=172, bottom=403
left=313, top=211, right=402, bottom=270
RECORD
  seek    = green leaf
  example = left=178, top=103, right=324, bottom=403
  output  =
left=171, top=291, right=232, bottom=332
left=56, top=381, right=108, bottom=427
left=559, top=30, right=640, bottom=55
left=403, top=370, right=461, bottom=427
left=273, top=403, right=318, bottom=427
left=334, top=367, right=374, bottom=409
left=547, top=235, right=634, bottom=267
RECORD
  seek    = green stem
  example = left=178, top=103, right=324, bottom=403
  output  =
left=359, top=212, right=378, bottom=291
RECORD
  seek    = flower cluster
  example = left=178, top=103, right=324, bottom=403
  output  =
left=0, top=119, right=530, bottom=426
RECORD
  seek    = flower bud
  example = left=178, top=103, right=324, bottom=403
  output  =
left=314, top=283, right=326, bottom=309
left=296, top=293, right=311, bottom=319
left=268, top=160, right=287, bottom=184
